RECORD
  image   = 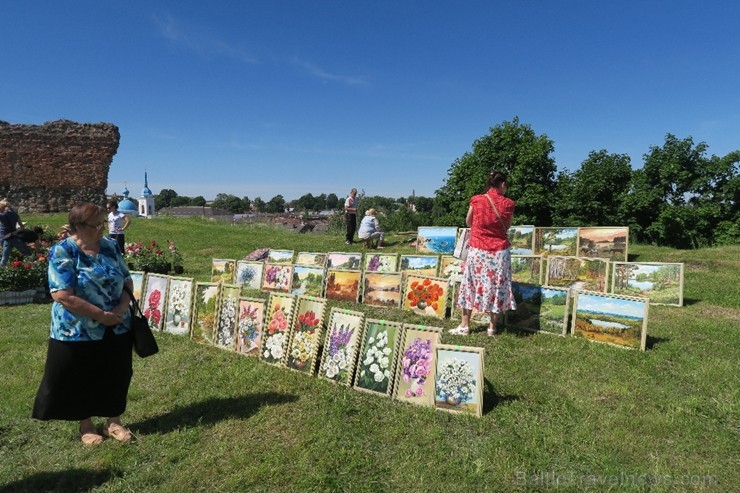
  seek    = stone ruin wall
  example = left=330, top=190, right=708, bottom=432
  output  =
left=0, top=120, right=120, bottom=213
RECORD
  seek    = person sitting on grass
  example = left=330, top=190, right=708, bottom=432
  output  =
left=357, top=208, right=384, bottom=249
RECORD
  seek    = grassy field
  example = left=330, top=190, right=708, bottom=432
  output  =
left=1, top=215, right=738, bottom=492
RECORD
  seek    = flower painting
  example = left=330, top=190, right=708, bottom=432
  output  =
left=534, top=227, right=579, bottom=257
left=191, top=282, right=220, bottom=345
left=578, top=227, right=629, bottom=262
left=546, top=256, right=609, bottom=292
left=439, top=256, right=463, bottom=282
left=511, top=255, right=544, bottom=285
left=399, top=255, right=439, bottom=277
left=261, top=293, right=296, bottom=365
left=291, top=265, right=325, bottom=297
left=434, top=345, right=484, bottom=417
left=364, top=252, right=398, bottom=273
left=508, top=225, right=535, bottom=255
left=318, top=308, right=365, bottom=386
left=362, top=272, right=402, bottom=308
left=401, top=275, right=449, bottom=318
left=142, top=273, right=168, bottom=331
left=261, top=263, right=293, bottom=293
left=326, top=252, right=362, bottom=270
left=285, top=295, right=326, bottom=374
left=295, top=252, right=327, bottom=268
left=211, top=258, right=236, bottom=283
left=234, top=260, right=264, bottom=290
left=267, top=249, right=294, bottom=264
left=163, top=277, right=194, bottom=336
left=353, top=319, right=403, bottom=397
left=393, top=324, right=443, bottom=407
left=324, top=269, right=362, bottom=302
left=506, top=283, right=570, bottom=335
left=130, top=271, right=145, bottom=301
left=572, top=291, right=649, bottom=350
left=235, top=297, right=265, bottom=356
left=214, top=284, right=241, bottom=350
left=611, top=262, right=684, bottom=306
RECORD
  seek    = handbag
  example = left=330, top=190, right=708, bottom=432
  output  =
left=123, top=285, right=159, bottom=358
left=453, top=228, right=470, bottom=261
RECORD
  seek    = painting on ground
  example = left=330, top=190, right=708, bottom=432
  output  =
left=141, top=273, right=168, bottom=331
left=508, top=225, right=535, bottom=255
left=285, top=295, right=327, bottom=375
left=534, top=227, right=579, bottom=257
left=326, top=252, right=362, bottom=270
left=234, top=261, right=264, bottom=290
left=572, top=291, right=649, bottom=350
left=214, top=284, right=241, bottom=350
left=235, top=297, right=265, bottom=357
left=511, top=255, right=543, bottom=285
left=439, top=255, right=463, bottom=283
left=325, top=269, right=362, bottom=303
left=291, top=265, right=325, bottom=297
left=191, top=282, right=220, bottom=345
left=261, top=263, right=293, bottom=293
left=506, top=283, right=570, bottom=335
left=578, top=227, right=629, bottom=262
left=267, top=249, right=294, bottom=264
left=434, top=345, right=484, bottom=417
left=393, top=324, right=443, bottom=407
left=211, top=258, right=236, bottom=283
left=130, top=271, right=145, bottom=301
left=295, top=252, right=327, bottom=267
left=401, top=274, right=449, bottom=318
left=362, top=272, right=402, bottom=308
left=163, top=277, right=194, bottom=336
left=261, top=293, right=296, bottom=365
left=546, top=256, right=609, bottom=292
left=416, top=226, right=457, bottom=254
left=364, top=252, right=399, bottom=273
left=318, top=308, right=365, bottom=386
left=353, top=319, right=403, bottom=398
left=611, top=262, right=684, bottom=306
left=399, top=255, right=439, bottom=277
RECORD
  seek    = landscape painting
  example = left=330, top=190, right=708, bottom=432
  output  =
left=401, top=274, right=449, bottom=318
left=261, top=263, right=293, bottom=293
left=141, top=273, right=168, bottom=332
left=267, top=249, right=294, bottom=264
left=285, top=295, right=327, bottom=375
left=291, top=265, right=325, bottom=297
left=235, top=297, right=265, bottom=357
left=508, top=225, right=535, bottom=255
left=163, top=277, right=195, bottom=336
left=572, top=291, right=649, bottom=350
left=318, top=308, right=365, bottom=386
left=511, top=255, right=543, bottom=285
left=214, top=284, right=241, bottom=350
left=261, top=293, right=296, bottom=365
left=439, top=255, right=463, bottom=282
left=295, top=252, right=327, bottom=267
left=234, top=260, right=264, bottom=290
left=325, top=269, right=362, bottom=302
left=362, top=272, right=403, bottom=308
left=393, top=324, right=443, bottom=407
left=534, top=227, right=579, bottom=257
left=545, top=256, right=609, bottom=292
left=353, top=319, right=403, bottom=398
left=210, top=258, right=236, bottom=283
left=506, top=283, right=570, bottom=335
left=399, top=255, right=439, bottom=277
left=416, top=226, right=457, bottom=254
left=191, top=282, right=220, bottom=345
left=364, top=252, right=399, bottom=273
left=130, top=271, right=145, bottom=301
left=434, top=345, right=484, bottom=417
left=578, top=227, right=629, bottom=262
left=611, top=262, right=684, bottom=306
left=326, top=252, right=362, bottom=270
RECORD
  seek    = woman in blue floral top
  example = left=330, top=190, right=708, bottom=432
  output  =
left=33, top=203, right=136, bottom=445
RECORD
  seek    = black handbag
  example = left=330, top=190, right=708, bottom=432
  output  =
left=123, top=285, right=159, bottom=358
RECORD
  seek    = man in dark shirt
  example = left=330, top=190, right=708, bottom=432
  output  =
left=0, top=199, right=32, bottom=265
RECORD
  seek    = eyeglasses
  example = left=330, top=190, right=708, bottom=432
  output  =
left=83, top=221, right=106, bottom=229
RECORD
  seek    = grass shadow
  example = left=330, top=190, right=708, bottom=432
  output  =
left=482, top=377, right=518, bottom=415
left=681, top=297, right=700, bottom=306
left=0, top=468, right=121, bottom=493
left=646, top=335, right=671, bottom=350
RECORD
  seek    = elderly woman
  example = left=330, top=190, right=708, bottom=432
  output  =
left=358, top=208, right=384, bottom=249
left=33, top=203, right=136, bottom=445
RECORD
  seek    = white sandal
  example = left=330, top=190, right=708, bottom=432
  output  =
left=448, top=326, right=470, bottom=335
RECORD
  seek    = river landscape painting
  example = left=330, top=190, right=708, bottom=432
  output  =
left=611, top=262, right=684, bottom=306
left=572, top=291, right=648, bottom=350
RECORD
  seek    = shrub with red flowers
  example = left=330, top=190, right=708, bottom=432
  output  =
left=0, top=252, right=49, bottom=292
left=124, top=240, right=173, bottom=273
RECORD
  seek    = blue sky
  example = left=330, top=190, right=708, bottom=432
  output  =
left=2, top=2, right=738, bottom=201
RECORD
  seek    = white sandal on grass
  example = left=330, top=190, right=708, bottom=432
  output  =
left=448, top=326, right=470, bottom=335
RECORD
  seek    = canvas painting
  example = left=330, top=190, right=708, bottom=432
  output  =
left=235, top=297, right=266, bottom=357
left=534, top=227, right=579, bottom=257
left=214, top=284, right=241, bottom=350
left=318, top=308, right=365, bottom=386
left=234, top=260, right=265, bottom=290
left=325, top=269, right=362, bottom=303
left=546, top=256, right=609, bottom=292
left=509, top=225, right=536, bottom=255
left=399, top=255, right=440, bottom=277
left=267, top=249, right=294, bottom=264
left=163, top=277, right=195, bottom=336
left=362, top=272, right=403, bottom=308
left=401, top=274, right=449, bottom=318
left=191, top=282, right=220, bottom=345
left=353, top=319, right=403, bottom=398
left=285, top=295, right=327, bottom=374
left=326, top=252, right=363, bottom=270
left=261, top=292, right=296, bottom=365
left=439, top=255, right=463, bottom=283
left=129, top=271, right=145, bottom=301
left=141, top=273, right=168, bottom=331
left=211, top=258, right=236, bottom=283
left=511, top=255, right=544, bottom=285
left=578, top=226, right=629, bottom=262
left=393, top=324, right=443, bottom=407
left=434, top=345, right=485, bottom=417
left=572, top=291, right=649, bottom=350
left=417, top=226, right=458, bottom=254
left=261, top=263, right=294, bottom=293
left=611, top=262, right=684, bottom=306
left=291, top=265, right=325, bottom=297
left=295, top=252, right=327, bottom=267
left=364, top=252, right=399, bottom=273
left=506, top=283, right=570, bottom=335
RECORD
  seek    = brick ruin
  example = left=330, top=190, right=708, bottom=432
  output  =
left=0, top=119, right=120, bottom=213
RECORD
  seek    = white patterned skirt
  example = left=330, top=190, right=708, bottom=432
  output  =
left=457, top=247, right=516, bottom=314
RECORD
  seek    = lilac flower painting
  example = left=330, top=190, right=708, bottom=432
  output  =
left=393, top=324, right=443, bottom=407
left=318, top=308, right=365, bottom=386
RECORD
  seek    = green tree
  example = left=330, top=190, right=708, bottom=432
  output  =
left=266, top=195, right=286, bottom=213
left=155, top=188, right=178, bottom=210
left=212, top=193, right=244, bottom=213
left=241, top=196, right=251, bottom=212
left=295, top=193, right=317, bottom=211
left=326, top=193, right=339, bottom=209
left=253, top=197, right=266, bottom=213
left=190, top=196, right=207, bottom=206
left=170, top=196, right=191, bottom=207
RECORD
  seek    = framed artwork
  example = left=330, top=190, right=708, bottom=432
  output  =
left=545, top=256, right=610, bottom=292
left=417, top=226, right=458, bottom=254
left=511, top=255, right=544, bottom=285
left=285, top=295, right=327, bottom=374
left=141, top=273, right=168, bottom=331
left=214, top=284, right=241, bottom=350
left=399, top=254, right=440, bottom=277
left=353, top=319, right=404, bottom=398
left=163, top=277, right=195, bottom=336
left=571, top=291, right=649, bottom=351
left=393, top=324, right=443, bottom=407
left=439, top=255, right=463, bottom=283
left=291, top=265, right=325, bottom=297
left=578, top=226, right=629, bottom=262
left=364, top=252, right=399, bottom=273
left=261, top=292, right=297, bottom=365
left=434, top=344, right=485, bottom=417
left=234, top=260, right=265, bottom=290
left=506, top=283, right=570, bottom=335
left=401, top=274, right=449, bottom=319
left=295, top=252, right=327, bottom=267
left=211, top=258, right=236, bottom=283
left=129, top=271, right=145, bottom=301
left=325, top=269, right=362, bottom=303
left=534, top=227, right=579, bottom=257
left=611, top=262, right=684, bottom=307
left=235, top=297, right=266, bottom=357
left=362, top=272, right=403, bottom=308
left=318, top=308, right=365, bottom=386
left=261, top=263, right=294, bottom=293
left=267, top=249, right=294, bottom=264
left=508, top=225, right=536, bottom=255
left=326, top=252, right=363, bottom=270
left=191, top=282, right=220, bottom=345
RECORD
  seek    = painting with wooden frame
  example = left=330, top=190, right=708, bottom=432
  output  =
left=506, top=283, right=570, bottom=335
left=571, top=290, right=649, bottom=350
left=534, top=227, right=579, bottom=257
left=234, top=260, right=265, bottom=290
left=578, top=226, right=629, bottom=262
left=611, top=262, right=684, bottom=307
left=214, top=284, right=241, bottom=350
left=130, top=271, right=146, bottom=301
left=163, top=276, right=195, bottom=336
left=191, top=282, right=220, bottom=345
left=141, top=273, right=168, bottom=331
left=353, top=319, right=404, bottom=398
left=325, top=269, right=362, bottom=303
left=399, top=254, right=440, bottom=277
left=291, top=265, right=325, bottom=297
left=261, top=292, right=297, bottom=365
left=434, top=344, right=485, bottom=417
left=545, top=256, right=610, bottom=292
left=295, top=252, right=327, bottom=268
left=267, top=249, right=294, bottom=264
left=438, top=255, right=463, bottom=283
left=362, top=272, right=403, bottom=308
left=235, top=297, right=266, bottom=357
left=318, top=308, right=365, bottom=386
left=261, top=263, right=294, bottom=293
left=211, top=258, right=236, bottom=283
left=416, top=226, right=458, bottom=254
left=511, top=255, right=544, bottom=285
left=363, top=252, right=399, bottom=273
left=285, top=295, right=327, bottom=374
left=326, top=252, right=363, bottom=270
left=393, top=324, right=443, bottom=407
left=401, top=274, right=449, bottom=319
left=509, top=225, right=536, bottom=255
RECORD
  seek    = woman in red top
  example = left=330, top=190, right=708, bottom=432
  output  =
left=450, top=171, right=517, bottom=336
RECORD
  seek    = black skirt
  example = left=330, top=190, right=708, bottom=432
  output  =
left=32, top=328, right=134, bottom=421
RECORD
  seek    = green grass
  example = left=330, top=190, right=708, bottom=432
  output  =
left=1, top=216, right=738, bottom=492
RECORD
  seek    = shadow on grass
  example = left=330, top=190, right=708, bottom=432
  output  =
left=646, top=335, right=671, bottom=350
left=482, top=378, right=518, bottom=415
left=682, top=297, right=700, bottom=306
left=0, top=468, right=121, bottom=493
left=129, top=392, right=298, bottom=435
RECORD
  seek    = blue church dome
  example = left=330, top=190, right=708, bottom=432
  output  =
left=141, top=172, right=153, bottom=196
left=118, top=186, right=137, bottom=214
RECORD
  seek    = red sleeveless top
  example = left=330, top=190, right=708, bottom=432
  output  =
left=468, top=189, right=515, bottom=253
